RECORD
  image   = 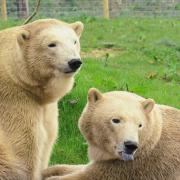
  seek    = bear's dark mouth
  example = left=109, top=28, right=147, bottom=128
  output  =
left=122, top=151, right=134, bottom=161
left=64, top=70, right=76, bottom=74
left=118, top=151, right=135, bottom=161
left=55, top=65, right=77, bottom=74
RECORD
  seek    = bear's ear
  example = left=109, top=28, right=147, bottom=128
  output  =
left=142, top=98, right=155, bottom=114
left=17, top=29, right=30, bottom=46
left=70, top=21, right=84, bottom=37
left=88, top=88, right=103, bottom=103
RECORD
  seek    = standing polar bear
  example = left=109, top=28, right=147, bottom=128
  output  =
left=0, top=19, right=83, bottom=179
left=42, top=88, right=180, bottom=180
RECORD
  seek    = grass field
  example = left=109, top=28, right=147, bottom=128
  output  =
left=1, top=18, right=180, bottom=165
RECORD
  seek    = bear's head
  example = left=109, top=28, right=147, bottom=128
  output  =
left=15, top=19, right=84, bottom=103
left=79, top=88, right=162, bottom=162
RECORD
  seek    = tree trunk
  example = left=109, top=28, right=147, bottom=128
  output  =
left=16, top=0, right=29, bottom=18
left=1, top=0, right=7, bottom=20
left=109, top=0, right=122, bottom=18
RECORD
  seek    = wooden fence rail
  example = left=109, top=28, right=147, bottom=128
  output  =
left=1, top=0, right=110, bottom=21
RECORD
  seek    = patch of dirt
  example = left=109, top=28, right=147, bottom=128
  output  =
left=81, top=48, right=122, bottom=58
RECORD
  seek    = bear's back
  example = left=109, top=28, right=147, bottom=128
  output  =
left=159, top=104, right=180, bottom=123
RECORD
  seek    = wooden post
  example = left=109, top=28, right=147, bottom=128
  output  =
left=103, top=0, right=110, bottom=19
left=1, top=0, right=7, bottom=20
left=16, top=0, right=29, bottom=18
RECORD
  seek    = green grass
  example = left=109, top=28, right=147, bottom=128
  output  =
left=0, top=17, right=179, bottom=165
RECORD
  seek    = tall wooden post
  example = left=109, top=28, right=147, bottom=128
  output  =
left=103, top=0, right=110, bottom=19
left=1, top=0, right=7, bottom=20
left=16, top=0, right=29, bottom=18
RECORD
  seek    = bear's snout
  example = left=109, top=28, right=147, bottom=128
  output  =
left=68, top=59, right=82, bottom=72
left=124, top=141, right=138, bottom=154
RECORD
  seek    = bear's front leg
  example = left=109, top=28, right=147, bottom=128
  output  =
left=44, top=171, right=88, bottom=180
left=41, top=103, right=59, bottom=170
left=42, top=164, right=86, bottom=179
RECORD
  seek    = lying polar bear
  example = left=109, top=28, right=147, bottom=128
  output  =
left=43, top=88, right=180, bottom=180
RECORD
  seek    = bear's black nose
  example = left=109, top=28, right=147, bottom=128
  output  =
left=68, top=59, right=82, bottom=71
left=124, top=141, right=138, bottom=154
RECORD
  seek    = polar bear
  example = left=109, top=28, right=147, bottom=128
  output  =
left=0, top=19, right=83, bottom=179
left=42, top=88, right=180, bottom=180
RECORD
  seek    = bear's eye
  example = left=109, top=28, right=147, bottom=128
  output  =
left=112, top=119, right=121, bottom=124
left=48, top=43, right=56, bottom=48
left=74, top=40, right=77, bottom=45
left=139, top=124, right=142, bottom=128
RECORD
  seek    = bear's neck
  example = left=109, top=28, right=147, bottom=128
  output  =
left=3, top=51, right=74, bottom=104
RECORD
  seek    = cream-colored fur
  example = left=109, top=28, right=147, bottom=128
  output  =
left=0, top=19, right=83, bottom=180
left=42, top=88, right=180, bottom=180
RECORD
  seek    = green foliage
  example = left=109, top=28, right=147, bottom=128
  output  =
left=0, top=18, right=179, bottom=165
left=175, top=3, right=180, bottom=10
